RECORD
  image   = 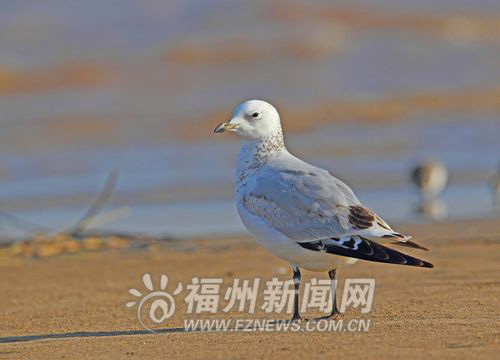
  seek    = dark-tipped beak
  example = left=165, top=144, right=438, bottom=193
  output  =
left=213, top=122, right=237, bottom=134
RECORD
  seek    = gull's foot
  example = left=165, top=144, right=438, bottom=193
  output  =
left=306, top=312, right=342, bottom=322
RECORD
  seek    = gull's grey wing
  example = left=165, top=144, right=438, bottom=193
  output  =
left=241, top=163, right=370, bottom=241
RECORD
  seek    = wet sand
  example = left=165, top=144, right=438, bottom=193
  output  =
left=0, top=218, right=499, bottom=359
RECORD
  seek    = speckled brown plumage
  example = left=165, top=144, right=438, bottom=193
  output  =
left=348, top=205, right=375, bottom=230
left=236, top=130, right=284, bottom=185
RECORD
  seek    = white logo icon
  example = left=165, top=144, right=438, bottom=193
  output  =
left=126, top=273, right=182, bottom=331
left=340, top=279, right=375, bottom=314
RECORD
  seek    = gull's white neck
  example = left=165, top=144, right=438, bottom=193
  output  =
left=236, top=130, right=285, bottom=186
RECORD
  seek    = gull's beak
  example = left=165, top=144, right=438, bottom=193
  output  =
left=213, top=121, right=238, bottom=134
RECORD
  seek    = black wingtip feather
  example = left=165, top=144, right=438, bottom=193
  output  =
left=421, top=260, right=434, bottom=268
left=299, top=236, right=434, bottom=269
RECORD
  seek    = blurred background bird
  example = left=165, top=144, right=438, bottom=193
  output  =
left=411, top=160, right=449, bottom=220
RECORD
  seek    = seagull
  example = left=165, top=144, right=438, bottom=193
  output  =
left=410, top=160, right=449, bottom=220
left=214, top=100, right=433, bottom=321
left=411, top=160, right=448, bottom=203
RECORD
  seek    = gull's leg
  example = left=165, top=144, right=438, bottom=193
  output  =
left=308, top=269, right=341, bottom=321
left=328, top=269, right=341, bottom=319
left=291, top=264, right=302, bottom=321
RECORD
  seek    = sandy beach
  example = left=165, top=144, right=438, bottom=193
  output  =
left=1, top=218, right=498, bottom=359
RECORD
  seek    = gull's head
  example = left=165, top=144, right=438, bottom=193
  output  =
left=214, top=100, right=281, bottom=140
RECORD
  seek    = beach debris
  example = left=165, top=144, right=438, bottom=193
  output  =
left=0, top=170, right=174, bottom=259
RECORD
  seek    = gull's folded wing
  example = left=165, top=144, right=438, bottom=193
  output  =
left=242, top=163, right=367, bottom=241
left=241, top=160, right=424, bottom=248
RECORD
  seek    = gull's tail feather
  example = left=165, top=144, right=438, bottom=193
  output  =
left=381, top=232, right=429, bottom=251
left=391, top=240, right=429, bottom=251
left=381, top=231, right=411, bottom=241
left=299, top=236, right=434, bottom=268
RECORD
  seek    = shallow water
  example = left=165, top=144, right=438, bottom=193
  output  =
left=0, top=116, right=498, bottom=240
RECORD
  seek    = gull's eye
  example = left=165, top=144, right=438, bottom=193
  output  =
left=252, top=112, right=259, bottom=118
